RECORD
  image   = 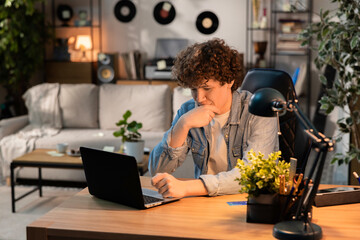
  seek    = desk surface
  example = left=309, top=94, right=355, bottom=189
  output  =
left=27, top=178, right=360, bottom=240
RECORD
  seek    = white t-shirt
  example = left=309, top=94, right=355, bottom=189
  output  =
left=207, top=111, right=230, bottom=175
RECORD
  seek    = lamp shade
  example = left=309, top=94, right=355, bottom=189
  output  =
left=75, top=35, right=92, bottom=50
left=249, top=88, right=287, bottom=117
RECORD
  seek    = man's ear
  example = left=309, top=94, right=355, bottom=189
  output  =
left=227, top=80, right=235, bottom=89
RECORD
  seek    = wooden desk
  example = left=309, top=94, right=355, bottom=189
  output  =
left=27, top=179, right=360, bottom=240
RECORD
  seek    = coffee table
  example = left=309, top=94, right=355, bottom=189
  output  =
left=10, top=149, right=149, bottom=213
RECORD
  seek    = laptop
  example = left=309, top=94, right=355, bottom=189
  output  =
left=79, top=147, right=179, bottom=209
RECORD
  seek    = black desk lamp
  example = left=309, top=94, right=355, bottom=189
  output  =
left=248, top=88, right=334, bottom=240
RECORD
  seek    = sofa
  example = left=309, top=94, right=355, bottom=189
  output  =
left=0, top=83, right=194, bottom=184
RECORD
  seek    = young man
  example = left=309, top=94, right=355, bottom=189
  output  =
left=149, top=38, right=278, bottom=198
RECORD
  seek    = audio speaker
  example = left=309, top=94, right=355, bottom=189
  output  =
left=97, top=53, right=118, bottom=84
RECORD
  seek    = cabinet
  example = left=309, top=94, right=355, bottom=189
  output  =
left=246, top=0, right=313, bottom=115
left=45, top=0, right=102, bottom=83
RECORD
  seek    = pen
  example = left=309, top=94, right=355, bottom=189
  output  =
left=294, top=173, right=303, bottom=193
left=289, top=158, right=297, bottom=188
left=279, top=175, right=285, bottom=195
left=353, top=171, right=360, bottom=184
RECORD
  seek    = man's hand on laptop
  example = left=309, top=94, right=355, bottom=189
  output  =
left=151, top=173, right=208, bottom=198
left=151, top=173, right=188, bottom=198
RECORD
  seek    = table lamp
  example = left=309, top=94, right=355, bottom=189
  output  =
left=248, top=88, right=334, bottom=240
left=75, top=35, right=92, bottom=62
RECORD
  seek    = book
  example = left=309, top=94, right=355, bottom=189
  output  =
left=128, top=51, right=137, bottom=80
left=121, top=52, right=133, bottom=80
left=294, top=62, right=307, bottom=96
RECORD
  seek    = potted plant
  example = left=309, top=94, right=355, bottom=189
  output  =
left=0, top=0, right=50, bottom=116
left=235, top=150, right=290, bottom=223
left=113, top=110, right=144, bottom=163
left=299, top=0, right=360, bottom=166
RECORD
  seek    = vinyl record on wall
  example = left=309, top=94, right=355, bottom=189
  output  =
left=114, top=0, right=136, bottom=23
left=196, top=11, right=219, bottom=34
left=153, top=1, right=176, bottom=25
left=57, top=4, right=73, bottom=26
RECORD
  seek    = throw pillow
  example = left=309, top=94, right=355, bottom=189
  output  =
left=22, top=83, right=62, bottom=128
left=59, top=84, right=99, bottom=128
left=99, top=84, right=171, bottom=131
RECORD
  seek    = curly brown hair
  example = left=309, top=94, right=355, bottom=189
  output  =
left=172, top=38, right=243, bottom=92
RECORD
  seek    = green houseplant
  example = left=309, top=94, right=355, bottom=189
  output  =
left=299, top=0, right=360, bottom=165
left=235, top=150, right=291, bottom=224
left=113, top=110, right=144, bottom=163
left=0, top=0, right=50, bottom=115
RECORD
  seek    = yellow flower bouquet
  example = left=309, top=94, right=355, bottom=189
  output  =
left=235, top=149, right=290, bottom=197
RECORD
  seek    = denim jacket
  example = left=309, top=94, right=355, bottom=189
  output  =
left=149, top=90, right=279, bottom=196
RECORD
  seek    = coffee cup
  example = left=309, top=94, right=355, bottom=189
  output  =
left=56, top=143, right=68, bottom=153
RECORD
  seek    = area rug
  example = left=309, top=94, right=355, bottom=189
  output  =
left=0, top=185, right=81, bottom=240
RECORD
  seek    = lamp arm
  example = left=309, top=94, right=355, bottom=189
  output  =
left=285, top=101, right=334, bottom=222
left=290, top=102, right=320, bottom=138
left=289, top=101, right=334, bottom=151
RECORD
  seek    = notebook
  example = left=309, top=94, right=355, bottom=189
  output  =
left=79, top=147, right=179, bottom=209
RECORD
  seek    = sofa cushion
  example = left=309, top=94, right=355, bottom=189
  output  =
left=99, top=84, right=171, bottom=131
left=59, top=84, right=99, bottom=128
left=22, top=83, right=62, bottom=128
left=172, top=87, right=193, bottom=119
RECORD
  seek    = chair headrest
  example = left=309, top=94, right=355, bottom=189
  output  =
left=240, top=68, right=297, bottom=102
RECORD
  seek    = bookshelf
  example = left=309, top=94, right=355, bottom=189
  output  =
left=270, top=0, right=312, bottom=115
left=245, top=0, right=274, bottom=70
left=246, top=0, right=313, bottom=115
left=45, top=0, right=102, bottom=84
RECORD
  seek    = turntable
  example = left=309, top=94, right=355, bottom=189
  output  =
left=145, top=38, right=188, bottom=80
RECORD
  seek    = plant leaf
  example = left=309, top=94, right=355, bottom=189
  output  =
left=350, top=36, right=358, bottom=49
left=319, top=74, right=327, bottom=85
left=123, top=110, right=131, bottom=121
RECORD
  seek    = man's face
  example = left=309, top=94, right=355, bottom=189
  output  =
left=191, top=79, right=234, bottom=114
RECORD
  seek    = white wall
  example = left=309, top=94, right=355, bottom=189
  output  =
left=45, top=0, right=336, bottom=80
left=102, top=0, right=246, bottom=57
left=99, top=0, right=246, bottom=78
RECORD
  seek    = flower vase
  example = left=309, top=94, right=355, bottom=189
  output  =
left=124, top=140, right=145, bottom=163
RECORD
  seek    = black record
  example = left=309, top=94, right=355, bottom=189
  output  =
left=196, top=11, right=219, bottom=34
left=153, top=1, right=176, bottom=25
left=57, top=4, right=73, bottom=26
left=114, top=0, right=136, bottom=23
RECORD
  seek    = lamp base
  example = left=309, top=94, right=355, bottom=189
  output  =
left=273, top=220, right=322, bottom=240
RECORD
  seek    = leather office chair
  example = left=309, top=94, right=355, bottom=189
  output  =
left=240, top=68, right=312, bottom=172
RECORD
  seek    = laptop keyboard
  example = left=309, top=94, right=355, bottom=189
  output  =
left=143, top=195, right=163, bottom=204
